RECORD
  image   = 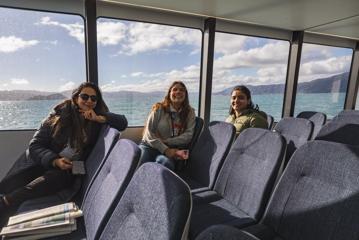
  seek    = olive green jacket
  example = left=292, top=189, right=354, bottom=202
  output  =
left=225, top=109, right=268, bottom=135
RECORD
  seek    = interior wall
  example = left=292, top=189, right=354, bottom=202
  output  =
left=0, top=130, right=35, bottom=180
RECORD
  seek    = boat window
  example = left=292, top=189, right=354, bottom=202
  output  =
left=210, top=32, right=290, bottom=121
left=0, top=7, right=86, bottom=130
left=294, top=43, right=353, bottom=118
left=97, top=18, right=202, bottom=126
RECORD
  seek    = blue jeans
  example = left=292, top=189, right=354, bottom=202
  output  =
left=139, top=143, right=176, bottom=171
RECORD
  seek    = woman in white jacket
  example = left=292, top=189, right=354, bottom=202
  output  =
left=139, top=81, right=196, bottom=171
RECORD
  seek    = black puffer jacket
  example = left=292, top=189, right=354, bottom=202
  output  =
left=3, top=109, right=128, bottom=179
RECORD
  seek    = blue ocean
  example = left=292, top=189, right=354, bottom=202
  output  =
left=0, top=93, right=352, bottom=130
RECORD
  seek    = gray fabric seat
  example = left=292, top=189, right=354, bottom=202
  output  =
left=189, top=128, right=286, bottom=239
left=315, top=113, right=359, bottom=145
left=57, top=139, right=141, bottom=240
left=196, top=141, right=359, bottom=240
left=195, top=225, right=259, bottom=240
left=337, top=109, right=359, bottom=117
left=179, top=121, right=235, bottom=191
left=188, top=117, right=204, bottom=151
left=266, top=114, right=274, bottom=130
left=296, top=111, right=326, bottom=139
left=17, top=126, right=120, bottom=213
left=99, top=163, right=192, bottom=240
left=273, top=117, right=313, bottom=166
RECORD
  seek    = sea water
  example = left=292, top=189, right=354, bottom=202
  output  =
left=0, top=93, right=351, bottom=130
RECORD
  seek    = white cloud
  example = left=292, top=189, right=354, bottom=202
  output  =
left=215, top=33, right=248, bottom=55
left=11, top=78, right=29, bottom=85
left=214, top=41, right=289, bottom=70
left=298, top=55, right=351, bottom=82
left=120, top=22, right=201, bottom=55
left=59, top=81, right=76, bottom=92
left=0, top=36, right=38, bottom=53
left=97, top=21, right=127, bottom=46
left=301, top=44, right=332, bottom=63
left=131, top=72, right=144, bottom=77
left=101, top=64, right=200, bottom=92
left=38, top=17, right=84, bottom=43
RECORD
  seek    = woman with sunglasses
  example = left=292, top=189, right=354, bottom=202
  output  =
left=0, top=82, right=127, bottom=223
left=139, top=81, right=196, bottom=171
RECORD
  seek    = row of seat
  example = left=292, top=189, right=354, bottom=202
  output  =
left=196, top=139, right=359, bottom=240
left=195, top=110, right=359, bottom=240
left=16, top=109, right=358, bottom=240
left=19, top=127, right=192, bottom=240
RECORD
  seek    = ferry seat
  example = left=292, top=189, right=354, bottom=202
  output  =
left=196, top=141, right=359, bottom=240
left=188, top=116, right=204, bottom=151
left=315, top=113, right=359, bottom=145
left=195, top=225, right=254, bottom=240
left=59, top=139, right=141, bottom=240
left=296, top=111, right=327, bottom=139
left=189, top=128, right=285, bottom=239
left=17, top=126, right=120, bottom=213
left=266, top=114, right=274, bottom=130
left=337, top=109, right=359, bottom=117
left=99, top=163, right=192, bottom=240
left=273, top=117, right=313, bottom=166
left=179, top=121, right=235, bottom=191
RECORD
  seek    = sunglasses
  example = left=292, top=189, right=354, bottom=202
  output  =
left=79, top=93, right=98, bottom=102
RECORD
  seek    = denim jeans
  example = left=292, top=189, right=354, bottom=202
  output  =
left=139, top=143, right=176, bottom=171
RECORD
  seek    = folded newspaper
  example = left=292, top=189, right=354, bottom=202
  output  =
left=0, top=202, right=83, bottom=240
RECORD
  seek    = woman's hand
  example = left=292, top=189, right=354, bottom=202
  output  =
left=79, top=109, right=106, bottom=123
left=53, top=157, right=73, bottom=170
left=164, top=148, right=179, bottom=158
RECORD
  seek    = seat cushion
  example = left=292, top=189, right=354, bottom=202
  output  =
left=190, top=198, right=255, bottom=239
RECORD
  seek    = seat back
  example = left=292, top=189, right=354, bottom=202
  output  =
left=99, top=163, right=192, bottom=240
left=262, top=141, right=359, bottom=240
left=81, top=126, right=120, bottom=202
left=81, top=139, right=141, bottom=240
left=184, top=121, right=235, bottom=189
left=296, top=111, right=326, bottom=139
left=315, top=117, right=359, bottom=145
left=188, top=117, right=204, bottom=151
left=214, top=128, right=286, bottom=220
left=195, top=225, right=251, bottom=240
left=274, top=117, right=313, bottom=166
left=266, top=114, right=274, bottom=130
left=338, top=109, right=359, bottom=117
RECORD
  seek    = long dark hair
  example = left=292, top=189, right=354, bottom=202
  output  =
left=152, top=81, right=192, bottom=132
left=46, top=82, right=108, bottom=151
left=229, top=85, right=257, bottom=115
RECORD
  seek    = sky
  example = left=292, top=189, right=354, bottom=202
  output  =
left=0, top=7, right=353, bottom=93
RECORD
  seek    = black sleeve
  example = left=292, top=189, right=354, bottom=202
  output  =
left=28, top=122, right=59, bottom=169
left=103, top=112, right=128, bottom=131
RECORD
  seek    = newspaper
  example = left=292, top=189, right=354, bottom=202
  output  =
left=1, top=218, right=77, bottom=238
left=4, top=229, right=73, bottom=240
left=7, top=202, right=77, bottom=226
left=1, top=210, right=82, bottom=236
left=0, top=202, right=82, bottom=240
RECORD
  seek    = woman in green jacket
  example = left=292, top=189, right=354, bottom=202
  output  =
left=225, top=85, right=268, bottom=135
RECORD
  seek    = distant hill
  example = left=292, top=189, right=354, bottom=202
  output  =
left=103, top=91, right=165, bottom=98
left=0, top=90, right=57, bottom=101
left=27, top=93, right=67, bottom=101
left=215, top=72, right=349, bottom=95
left=0, top=72, right=350, bottom=101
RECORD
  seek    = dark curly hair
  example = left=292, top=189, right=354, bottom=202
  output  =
left=46, top=82, right=108, bottom=151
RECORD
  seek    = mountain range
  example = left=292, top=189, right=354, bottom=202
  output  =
left=0, top=72, right=349, bottom=101
left=215, top=72, right=349, bottom=95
